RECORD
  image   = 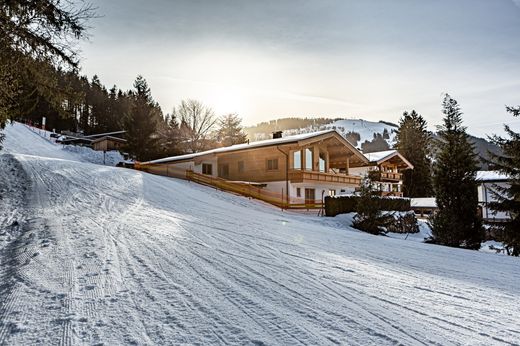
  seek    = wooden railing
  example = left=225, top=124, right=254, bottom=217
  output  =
left=136, top=162, right=324, bottom=209
left=186, top=171, right=324, bottom=209
left=289, top=170, right=361, bottom=185
left=378, top=191, right=404, bottom=198
left=369, top=171, right=402, bottom=182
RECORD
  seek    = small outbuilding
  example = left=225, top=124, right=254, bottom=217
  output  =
left=92, top=136, right=127, bottom=151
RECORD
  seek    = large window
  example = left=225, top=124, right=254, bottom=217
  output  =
left=305, top=148, right=313, bottom=170
left=319, top=152, right=326, bottom=172
left=202, top=163, right=212, bottom=175
left=267, top=158, right=278, bottom=171
left=293, top=150, right=301, bottom=170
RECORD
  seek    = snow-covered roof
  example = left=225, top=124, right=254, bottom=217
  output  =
left=146, top=129, right=363, bottom=164
left=91, top=136, right=127, bottom=144
left=363, top=149, right=414, bottom=169
left=476, top=171, right=510, bottom=182
left=410, top=197, right=437, bottom=208
left=363, top=150, right=397, bottom=162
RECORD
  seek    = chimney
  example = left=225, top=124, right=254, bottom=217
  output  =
left=272, top=131, right=283, bottom=139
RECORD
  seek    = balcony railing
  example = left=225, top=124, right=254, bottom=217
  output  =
left=289, top=170, right=361, bottom=185
left=369, top=171, right=402, bottom=182
left=378, top=191, right=404, bottom=198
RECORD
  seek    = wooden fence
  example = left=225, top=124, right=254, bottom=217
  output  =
left=136, top=162, right=324, bottom=210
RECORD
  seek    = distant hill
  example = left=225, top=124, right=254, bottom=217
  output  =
left=245, top=117, right=501, bottom=169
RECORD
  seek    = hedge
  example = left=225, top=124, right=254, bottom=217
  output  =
left=324, top=195, right=411, bottom=217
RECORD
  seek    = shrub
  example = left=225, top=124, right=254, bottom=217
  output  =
left=324, top=195, right=410, bottom=217
left=386, top=211, right=419, bottom=234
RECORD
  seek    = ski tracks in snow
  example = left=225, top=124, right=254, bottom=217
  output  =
left=0, top=142, right=519, bottom=344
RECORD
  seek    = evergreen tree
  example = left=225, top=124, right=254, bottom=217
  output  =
left=352, top=176, right=393, bottom=235
left=0, top=0, right=94, bottom=142
left=122, top=76, right=161, bottom=161
left=431, top=94, right=483, bottom=249
left=395, top=110, right=433, bottom=197
left=217, top=113, right=248, bottom=147
left=487, top=105, right=520, bottom=256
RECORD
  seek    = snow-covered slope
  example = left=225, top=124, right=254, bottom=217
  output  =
left=2, top=122, right=123, bottom=165
left=0, top=123, right=519, bottom=345
left=322, top=119, right=397, bottom=147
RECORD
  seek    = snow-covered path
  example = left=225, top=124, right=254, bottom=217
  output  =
left=0, top=123, right=519, bottom=345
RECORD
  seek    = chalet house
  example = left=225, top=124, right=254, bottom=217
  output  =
left=348, top=150, right=414, bottom=197
left=143, top=130, right=371, bottom=205
left=476, top=171, right=511, bottom=223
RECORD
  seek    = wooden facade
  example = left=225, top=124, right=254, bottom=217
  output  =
left=142, top=130, right=371, bottom=206
left=92, top=136, right=127, bottom=151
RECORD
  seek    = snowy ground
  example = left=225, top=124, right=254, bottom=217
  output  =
left=0, top=123, right=519, bottom=345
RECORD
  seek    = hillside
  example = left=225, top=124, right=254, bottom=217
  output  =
left=0, top=123, right=519, bottom=344
left=245, top=117, right=500, bottom=168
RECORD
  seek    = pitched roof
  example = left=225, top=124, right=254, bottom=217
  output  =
left=146, top=129, right=367, bottom=164
left=363, top=150, right=414, bottom=169
left=476, top=171, right=510, bottom=182
left=91, top=136, right=127, bottom=144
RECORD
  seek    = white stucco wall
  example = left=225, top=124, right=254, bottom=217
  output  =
left=264, top=181, right=356, bottom=204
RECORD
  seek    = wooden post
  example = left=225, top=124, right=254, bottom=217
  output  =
left=313, top=145, right=319, bottom=171
left=301, top=148, right=306, bottom=171
left=345, top=156, right=350, bottom=175
left=325, top=150, right=329, bottom=173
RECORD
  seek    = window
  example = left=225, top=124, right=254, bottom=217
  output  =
left=267, top=158, right=278, bottom=171
left=319, top=152, right=326, bottom=172
left=329, top=189, right=336, bottom=196
left=293, top=151, right=301, bottom=170
left=202, top=163, right=212, bottom=175
left=238, top=161, right=244, bottom=173
left=220, top=164, right=229, bottom=178
left=305, top=148, right=313, bottom=170
left=296, top=187, right=301, bottom=197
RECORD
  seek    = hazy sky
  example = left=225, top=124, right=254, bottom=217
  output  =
left=78, top=0, right=520, bottom=137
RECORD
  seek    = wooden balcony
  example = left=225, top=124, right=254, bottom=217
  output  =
left=289, top=170, right=361, bottom=185
left=369, top=171, right=402, bottom=182
left=378, top=191, right=404, bottom=198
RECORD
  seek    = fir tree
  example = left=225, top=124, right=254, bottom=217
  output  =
left=395, top=110, right=433, bottom=197
left=487, top=105, right=520, bottom=256
left=217, top=113, right=248, bottom=147
left=122, top=76, right=161, bottom=161
left=352, top=176, right=393, bottom=235
left=431, top=94, right=484, bottom=249
left=0, top=0, right=94, bottom=142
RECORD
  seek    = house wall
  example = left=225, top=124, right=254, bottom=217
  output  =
left=216, top=147, right=287, bottom=182
left=264, top=181, right=356, bottom=204
left=92, top=139, right=125, bottom=152
left=478, top=182, right=510, bottom=221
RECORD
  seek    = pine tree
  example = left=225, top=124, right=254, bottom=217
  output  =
left=122, top=76, right=161, bottom=161
left=217, top=113, right=248, bottom=147
left=487, top=105, right=520, bottom=256
left=352, top=176, right=393, bottom=235
left=395, top=110, right=433, bottom=197
left=0, top=1, right=94, bottom=142
left=431, top=94, right=484, bottom=249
